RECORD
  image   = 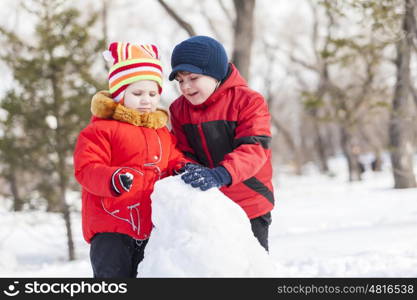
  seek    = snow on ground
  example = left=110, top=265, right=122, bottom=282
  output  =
left=270, top=158, right=417, bottom=277
left=1, top=157, right=417, bottom=277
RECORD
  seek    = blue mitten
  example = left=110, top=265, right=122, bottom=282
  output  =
left=181, top=164, right=231, bottom=191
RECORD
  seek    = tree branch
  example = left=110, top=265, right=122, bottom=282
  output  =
left=156, top=0, right=196, bottom=37
left=217, top=0, right=234, bottom=24
left=289, top=54, right=320, bottom=72
left=198, top=2, right=223, bottom=41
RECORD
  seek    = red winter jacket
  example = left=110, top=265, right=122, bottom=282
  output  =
left=74, top=92, right=187, bottom=243
left=169, top=64, right=275, bottom=219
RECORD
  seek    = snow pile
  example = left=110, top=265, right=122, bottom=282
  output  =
left=138, top=176, right=276, bottom=277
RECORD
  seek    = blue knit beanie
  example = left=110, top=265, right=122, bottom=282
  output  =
left=169, top=36, right=228, bottom=81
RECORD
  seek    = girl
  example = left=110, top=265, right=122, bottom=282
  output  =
left=74, top=42, right=187, bottom=278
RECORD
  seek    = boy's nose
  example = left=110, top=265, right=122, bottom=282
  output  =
left=182, top=81, right=191, bottom=91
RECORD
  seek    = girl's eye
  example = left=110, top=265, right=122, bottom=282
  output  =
left=150, top=92, right=156, bottom=97
left=190, top=77, right=198, bottom=81
left=133, top=92, right=142, bottom=96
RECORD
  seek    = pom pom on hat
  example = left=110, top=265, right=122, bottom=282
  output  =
left=106, top=42, right=163, bottom=102
left=102, top=50, right=115, bottom=64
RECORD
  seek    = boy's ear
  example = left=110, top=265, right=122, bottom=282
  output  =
left=91, top=91, right=118, bottom=119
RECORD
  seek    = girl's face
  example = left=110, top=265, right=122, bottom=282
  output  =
left=175, top=72, right=219, bottom=105
left=123, top=80, right=160, bottom=113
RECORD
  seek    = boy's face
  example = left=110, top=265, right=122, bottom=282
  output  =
left=124, top=80, right=160, bottom=113
left=175, top=72, right=218, bottom=105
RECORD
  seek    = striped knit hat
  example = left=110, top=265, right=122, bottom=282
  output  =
left=103, top=42, right=163, bottom=102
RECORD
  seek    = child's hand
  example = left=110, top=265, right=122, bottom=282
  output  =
left=111, top=168, right=134, bottom=195
left=181, top=165, right=231, bottom=191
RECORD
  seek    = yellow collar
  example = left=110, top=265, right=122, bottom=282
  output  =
left=113, top=105, right=168, bottom=129
left=91, top=90, right=168, bottom=129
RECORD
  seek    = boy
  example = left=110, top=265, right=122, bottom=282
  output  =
left=168, top=36, right=275, bottom=251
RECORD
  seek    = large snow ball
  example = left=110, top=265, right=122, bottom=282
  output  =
left=138, top=175, right=276, bottom=277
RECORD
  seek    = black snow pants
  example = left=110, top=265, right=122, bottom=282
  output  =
left=250, top=212, right=272, bottom=252
left=90, top=232, right=148, bottom=278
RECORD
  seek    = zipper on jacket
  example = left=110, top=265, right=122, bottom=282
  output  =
left=197, top=124, right=215, bottom=168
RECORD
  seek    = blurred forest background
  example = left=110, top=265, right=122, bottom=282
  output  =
left=0, top=0, right=416, bottom=261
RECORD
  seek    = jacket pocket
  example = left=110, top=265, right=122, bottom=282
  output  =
left=101, top=167, right=144, bottom=234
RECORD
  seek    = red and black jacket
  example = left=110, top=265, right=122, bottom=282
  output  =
left=169, top=64, right=275, bottom=219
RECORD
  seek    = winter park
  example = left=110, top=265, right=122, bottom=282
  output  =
left=0, top=0, right=417, bottom=281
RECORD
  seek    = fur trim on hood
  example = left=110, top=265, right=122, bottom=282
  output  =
left=91, top=90, right=168, bottom=129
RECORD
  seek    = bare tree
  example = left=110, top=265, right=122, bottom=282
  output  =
left=285, top=0, right=391, bottom=181
left=156, top=0, right=257, bottom=82
left=231, top=0, right=255, bottom=80
left=389, top=0, right=417, bottom=188
left=280, top=1, right=334, bottom=174
left=262, top=41, right=303, bottom=175
left=156, top=0, right=196, bottom=36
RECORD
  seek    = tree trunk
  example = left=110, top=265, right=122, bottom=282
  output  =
left=389, top=0, right=417, bottom=188
left=271, top=115, right=303, bottom=175
left=57, top=132, right=75, bottom=261
left=49, top=48, right=76, bottom=261
left=340, top=127, right=362, bottom=181
left=61, top=189, right=75, bottom=261
left=313, top=121, right=330, bottom=173
left=9, top=170, right=24, bottom=211
left=372, top=150, right=383, bottom=172
left=311, top=63, right=331, bottom=174
left=232, top=0, right=255, bottom=80
left=57, top=116, right=75, bottom=261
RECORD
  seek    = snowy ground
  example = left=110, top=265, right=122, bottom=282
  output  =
left=1, top=157, right=417, bottom=277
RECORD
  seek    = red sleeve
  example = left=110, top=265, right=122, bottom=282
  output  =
left=169, top=104, right=199, bottom=163
left=166, top=132, right=191, bottom=176
left=73, top=123, right=119, bottom=197
left=219, top=94, right=272, bottom=185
